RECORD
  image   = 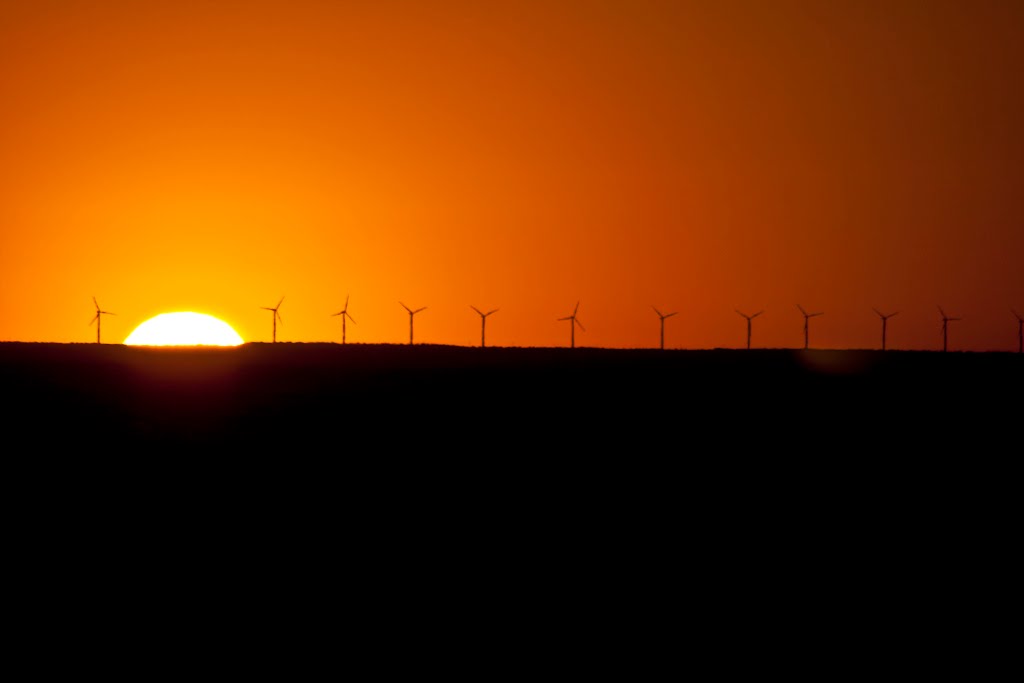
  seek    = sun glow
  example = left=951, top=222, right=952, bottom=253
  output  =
left=125, top=312, right=244, bottom=346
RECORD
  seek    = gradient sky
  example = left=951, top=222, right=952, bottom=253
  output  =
left=1, top=0, right=1021, bottom=350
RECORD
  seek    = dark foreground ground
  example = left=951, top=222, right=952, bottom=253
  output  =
left=2, top=342, right=1017, bottom=642
left=2, top=341, right=1018, bottom=490
left=2, top=342, right=1018, bottom=448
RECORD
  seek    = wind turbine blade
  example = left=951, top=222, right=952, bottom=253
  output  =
left=665, top=312, right=678, bottom=318
left=400, top=302, right=411, bottom=313
left=261, top=307, right=274, bottom=311
left=487, top=309, right=499, bottom=316
left=735, top=309, right=745, bottom=318
left=574, top=301, right=580, bottom=316
left=576, top=319, right=585, bottom=332
left=810, top=312, right=824, bottom=318
left=89, top=314, right=98, bottom=325
left=873, top=308, right=883, bottom=317
left=938, top=306, right=946, bottom=318
left=470, top=305, right=482, bottom=316
left=93, top=297, right=99, bottom=311
left=277, top=296, right=285, bottom=309
left=797, top=304, right=807, bottom=316
left=753, top=311, right=764, bottom=318
left=653, top=306, right=662, bottom=317
left=347, top=313, right=356, bottom=324
left=558, top=316, right=571, bottom=321
left=345, top=294, right=350, bottom=309
left=332, top=311, right=342, bottom=317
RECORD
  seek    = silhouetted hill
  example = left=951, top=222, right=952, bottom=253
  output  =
left=3, top=342, right=1016, bottom=584
left=2, top=342, right=1017, bottom=451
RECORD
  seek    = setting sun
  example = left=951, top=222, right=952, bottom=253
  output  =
left=125, top=312, right=244, bottom=346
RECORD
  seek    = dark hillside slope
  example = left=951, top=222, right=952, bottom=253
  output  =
left=2, top=343, right=1016, bottom=454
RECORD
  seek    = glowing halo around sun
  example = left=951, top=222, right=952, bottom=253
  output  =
left=125, top=312, right=244, bottom=346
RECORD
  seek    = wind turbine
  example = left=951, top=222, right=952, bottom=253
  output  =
left=90, top=297, right=115, bottom=344
left=558, top=301, right=585, bottom=349
left=261, top=296, right=284, bottom=343
left=735, top=310, right=763, bottom=350
left=796, top=304, right=824, bottom=350
left=652, top=307, right=677, bottom=350
left=400, top=302, right=426, bottom=345
left=470, top=306, right=498, bottom=348
left=873, top=309, right=898, bottom=351
left=938, top=306, right=961, bottom=353
left=1012, top=309, right=1022, bottom=354
left=331, top=295, right=356, bottom=344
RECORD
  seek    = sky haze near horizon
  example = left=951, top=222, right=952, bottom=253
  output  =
left=1, top=1, right=1021, bottom=350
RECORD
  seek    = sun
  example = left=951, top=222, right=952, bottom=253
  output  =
left=125, top=312, right=244, bottom=346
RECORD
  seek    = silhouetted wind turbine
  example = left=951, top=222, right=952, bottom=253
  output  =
left=331, top=295, right=356, bottom=344
left=400, top=302, right=426, bottom=345
left=873, top=309, right=898, bottom=351
left=735, top=310, right=763, bottom=350
left=90, top=297, right=115, bottom=344
left=938, top=306, right=961, bottom=353
left=470, top=306, right=498, bottom=348
left=558, top=301, right=585, bottom=349
left=796, top=304, right=824, bottom=350
left=1012, top=309, right=1022, bottom=354
left=653, top=307, right=677, bottom=350
left=261, top=296, right=284, bottom=343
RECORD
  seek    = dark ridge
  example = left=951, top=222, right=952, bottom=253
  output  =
left=3, top=342, right=1016, bottom=572
left=2, top=342, right=1017, bottom=450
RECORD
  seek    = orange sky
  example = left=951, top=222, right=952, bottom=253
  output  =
left=1, top=0, right=1021, bottom=350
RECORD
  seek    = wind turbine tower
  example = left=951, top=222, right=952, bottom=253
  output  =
left=939, top=306, right=961, bottom=353
left=558, top=301, right=585, bottom=349
left=470, top=306, right=499, bottom=348
left=652, top=307, right=677, bottom=350
left=331, top=295, right=356, bottom=344
left=400, top=302, right=427, bottom=345
left=735, top=310, right=763, bottom=350
left=1013, top=309, right=1022, bottom=354
left=796, top=304, right=824, bottom=350
left=873, top=309, right=898, bottom=351
left=261, top=296, right=284, bottom=343
left=90, top=297, right=116, bottom=344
